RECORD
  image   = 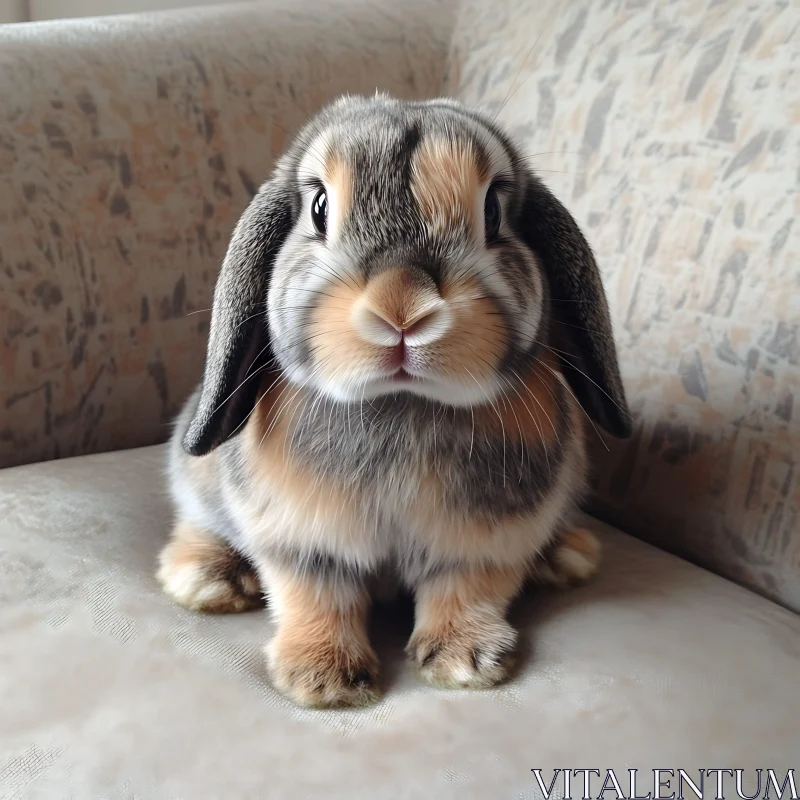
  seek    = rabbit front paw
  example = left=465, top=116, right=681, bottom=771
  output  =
left=266, top=631, right=380, bottom=708
left=407, top=618, right=517, bottom=689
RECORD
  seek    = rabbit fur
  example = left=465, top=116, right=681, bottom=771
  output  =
left=157, top=94, right=630, bottom=708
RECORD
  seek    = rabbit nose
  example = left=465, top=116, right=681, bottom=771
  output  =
left=353, top=267, right=452, bottom=347
left=354, top=302, right=451, bottom=347
left=400, top=303, right=451, bottom=346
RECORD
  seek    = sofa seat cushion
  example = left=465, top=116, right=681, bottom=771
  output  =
left=1, top=446, right=798, bottom=797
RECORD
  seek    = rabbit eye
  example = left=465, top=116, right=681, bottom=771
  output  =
left=484, top=186, right=501, bottom=243
left=311, top=187, right=328, bottom=236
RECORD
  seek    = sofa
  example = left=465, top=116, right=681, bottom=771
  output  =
left=1, top=0, right=798, bottom=796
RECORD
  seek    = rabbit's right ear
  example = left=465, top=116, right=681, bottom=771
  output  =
left=183, top=180, right=294, bottom=456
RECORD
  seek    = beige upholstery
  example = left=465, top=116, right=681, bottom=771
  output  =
left=0, top=0, right=450, bottom=470
left=2, top=0, right=798, bottom=609
left=446, top=0, right=800, bottom=611
left=1, top=446, right=798, bottom=795
left=1, top=0, right=800, bottom=791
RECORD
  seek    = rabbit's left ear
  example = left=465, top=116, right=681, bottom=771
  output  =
left=183, top=180, right=294, bottom=456
left=518, top=175, right=632, bottom=438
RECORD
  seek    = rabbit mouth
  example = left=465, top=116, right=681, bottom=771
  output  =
left=373, top=366, right=424, bottom=386
left=319, top=366, right=503, bottom=408
left=372, top=367, right=431, bottom=391
left=386, top=368, right=433, bottom=387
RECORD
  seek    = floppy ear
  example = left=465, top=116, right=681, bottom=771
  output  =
left=183, top=180, right=294, bottom=456
left=519, top=175, right=632, bottom=438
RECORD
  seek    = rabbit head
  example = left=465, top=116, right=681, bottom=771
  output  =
left=183, top=95, right=630, bottom=456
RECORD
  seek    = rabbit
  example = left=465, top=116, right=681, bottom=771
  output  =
left=157, top=94, right=631, bottom=709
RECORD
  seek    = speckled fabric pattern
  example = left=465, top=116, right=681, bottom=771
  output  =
left=445, top=0, right=800, bottom=610
left=1, top=446, right=798, bottom=796
left=0, top=0, right=451, bottom=468
left=1, top=0, right=799, bottom=610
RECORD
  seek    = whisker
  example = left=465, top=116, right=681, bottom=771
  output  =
left=224, top=370, right=287, bottom=440
left=463, top=366, right=506, bottom=487
left=533, top=340, right=630, bottom=417
left=538, top=359, right=609, bottom=451
left=489, top=32, right=544, bottom=128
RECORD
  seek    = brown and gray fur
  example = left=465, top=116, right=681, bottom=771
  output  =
left=158, top=95, right=631, bottom=708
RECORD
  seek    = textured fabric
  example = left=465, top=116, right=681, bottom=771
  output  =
left=445, top=0, right=800, bottom=611
left=0, top=0, right=451, bottom=469
left=1, top=445, right=798, bottom=798
left=1, top=0, right=798, bottom=613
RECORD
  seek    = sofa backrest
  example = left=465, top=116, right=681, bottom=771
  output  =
left=446, top=0, right=800, bottom=610
left=0, top=0, right=451, bottom=469
left=2, top=0, right=798, bottom=612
